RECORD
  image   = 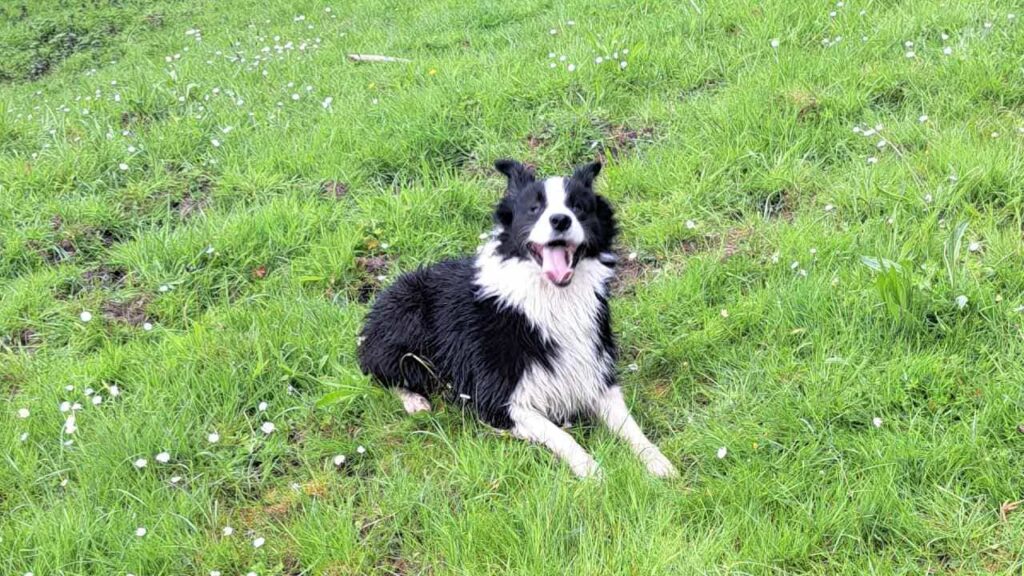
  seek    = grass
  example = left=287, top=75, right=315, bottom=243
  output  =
left=3, top=0, right=1024, bottom=573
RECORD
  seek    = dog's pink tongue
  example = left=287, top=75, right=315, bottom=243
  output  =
left=541, top=245, right=573, bottom=285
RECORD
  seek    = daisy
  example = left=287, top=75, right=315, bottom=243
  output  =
left=716, top=447, right=727, bottom=459
left=134, top=458, right=148, bottom=469
left=260, top=422, right=276, bottom=434
left=135, top=527, right=147, bottom=537
left=155, top=451, right=170, bottom=463
left=208, top=431, right=220, bottom=443
left=253, top=536, right=265, bottom=548
left=17, top=408, right=29, bottom=419
left=872, top=417, right=883, bottom=428
left=80, top=311, right=93, bottom=322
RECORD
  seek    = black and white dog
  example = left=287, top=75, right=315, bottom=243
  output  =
left=357, top=160, right=677, bottom=478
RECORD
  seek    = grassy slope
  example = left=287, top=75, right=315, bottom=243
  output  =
left=3, top=0, right=1024, bottom=574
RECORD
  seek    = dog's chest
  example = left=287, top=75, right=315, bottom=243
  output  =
left=476, top=250, right=615, bottom=420
left=515, top=289, right=613, bottom=420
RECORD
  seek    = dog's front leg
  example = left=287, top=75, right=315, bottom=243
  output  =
left=597, top=386, right=678, bottom=477
left=510, top=406, right=601, bottom=478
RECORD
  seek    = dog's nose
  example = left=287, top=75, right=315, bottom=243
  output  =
left=550, top=214, right=571, bottom=232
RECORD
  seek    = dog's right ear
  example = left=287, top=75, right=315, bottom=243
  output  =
left=494, top=159, right=535, bottom=195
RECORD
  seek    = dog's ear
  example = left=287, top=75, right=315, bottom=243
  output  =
left=572, top=160, right=602, bottom=187
left=494, top=159, right=535, bottom=195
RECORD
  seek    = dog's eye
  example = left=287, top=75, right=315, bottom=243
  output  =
left=529, top=204, right=541, bottom=214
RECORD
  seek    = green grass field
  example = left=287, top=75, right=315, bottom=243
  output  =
left=3, top=0, right=1024, bottom=573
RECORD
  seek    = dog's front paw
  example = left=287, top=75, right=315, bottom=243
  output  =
left=643, top=449, right=679, bottom=478
left=571, top=457, right=603, bottom=480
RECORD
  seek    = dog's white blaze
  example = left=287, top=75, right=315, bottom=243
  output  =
left=528, top=177, right=586, bottom=247
left=476, top=240, right=614, bottom=423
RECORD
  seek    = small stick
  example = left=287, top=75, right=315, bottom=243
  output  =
left=347, top=54, right=411, bottom=63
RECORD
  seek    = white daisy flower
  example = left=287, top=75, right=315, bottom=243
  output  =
left=918, top=114, right=928, bottom=122
left=211, top=139, right=221, bottom=147
left=17, top=408, right=29, bottom=419
left=222, top=526, right=234, bottom=536
left=134, top=458, right=148, bottom=469
left=627, top=363, right=639, bottom=372
left=716, top=446, right=727, bottom=459
left=260, top=421, right=276, bottom=434
left=943, top=46, right=953, bottom=55
left=685, top=219, right=696, bottom=229
left=20, top=432, right=29, bottom=442
left=135, top=527, right=147, bottom=537
left=118, top=163, right=129, bottom=171
left=770, top=38, right=780, bottom=48
left=872, top=417, right=883, bottom=428
left=567, top=64, right=576, bottom=72
left=258, top=401, right=268, bottom=412
left=867, top=156, right=878, bottom=164
left=155, top=451, right=170, bottom=463
left=720, top=309, right=729, bottom=318
left=356, top=445, right=366, bottom=454
left=253, top=536, right=265, bottom=548
left=92, top=395, right=102, bottom=406
left=143, top=322, right=153, bottom=331
left=333, top=454, right=346, bottom=466
left=208, top=432, right=220, bottom=443
left=80, top=311, right=93, bottom=322
left=170, top=475, right=182, bottom=484
left=64, top=414, right=77, bottom=435
left=955, top=295, right=968, bottom=309
left=619, top=61, right=628, bottom=69
left=968, top=241, right=981, bottom=252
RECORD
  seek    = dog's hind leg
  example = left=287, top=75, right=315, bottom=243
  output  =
left=510, top=406, right=601, bottom=479
left=596, top=386, right=678, bottom=478
left=395, top=387, right=431, bottom=414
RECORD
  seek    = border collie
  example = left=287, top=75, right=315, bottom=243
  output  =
left=357, top=159, right=677, bottom=478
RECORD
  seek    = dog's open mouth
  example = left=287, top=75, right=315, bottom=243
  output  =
left=529, top=241, right=577, bottom=287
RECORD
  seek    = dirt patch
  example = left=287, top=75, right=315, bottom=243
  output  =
left=82, top=265, right=127, bottom=289
left=174, top=193, right=208, bottom=218
left=46, top=238, right=77, bottom=264
left=601, top=125, right=655, bottom=160
left=678, top=228, right=753, bottom=261
left=102, top=296, right=149, bottom=326
left=320, top=180, right=349, bottom=200
left=751, top=189, right=795, bottom=221
left=720, top=228, right=753, bottom=260
left=144, top=12, right=165, bottom=28
left=2, top=327, right=38, bottom=353
left=785, top=89, right=819, bottom=121
left=680, top=77, right=724, bottom=101
left=611, top=252, right=658, bottom=295
left=349, top=255, right=392, bottom=303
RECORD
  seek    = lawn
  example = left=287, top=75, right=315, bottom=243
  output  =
left=3, top=0, right=1024, bottom=574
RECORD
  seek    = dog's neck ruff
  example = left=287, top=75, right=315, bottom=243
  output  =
left=474, top=239, right=614, bottom=340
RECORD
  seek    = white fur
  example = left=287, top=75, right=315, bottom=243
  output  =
left=528, top=177, right=586, bottom=247
left=395, top=388, right=431, bottom=414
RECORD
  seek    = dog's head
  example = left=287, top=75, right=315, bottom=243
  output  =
left=492, top=159, right=617, bottom=287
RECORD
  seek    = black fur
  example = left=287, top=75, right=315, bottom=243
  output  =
left=357, top=160, right=618, bottom=428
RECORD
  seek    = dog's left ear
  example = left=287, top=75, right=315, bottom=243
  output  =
left=572, top=161, right=602, bottom=187
left=494, top=159, right=535, bottom=195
